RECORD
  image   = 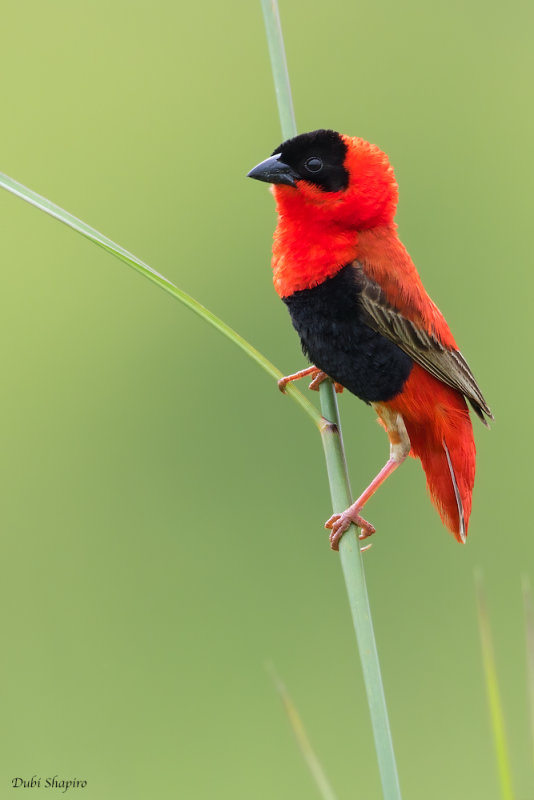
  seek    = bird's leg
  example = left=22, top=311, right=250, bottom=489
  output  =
left=278, top=366, right=344, bottom=394
left=277, top=365, right=318, bottom=392
left=325, top=406, right=411, bottom=551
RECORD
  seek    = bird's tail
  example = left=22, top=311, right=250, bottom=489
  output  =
left=387, top=366, right=476, bottom=542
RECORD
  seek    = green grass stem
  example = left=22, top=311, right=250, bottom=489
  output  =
left=475, top=570, right=515, bottom=800
left=260, top=0, right=297, bottom=141
left=267, top=664, right=340, bottom=800
left=522, top=575, right=534, bottom=768
left=319, top=390, right=402, bottom=799
left=0, top=172, right=321, bottom=427
left=261, top=2, right=402, bottom=798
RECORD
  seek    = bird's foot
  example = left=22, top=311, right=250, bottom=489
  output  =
left=325, top=508, right=376, bottom=551
left=308, top=371, right=344, bottom=393
left=278, top=366, right=343, bottom=394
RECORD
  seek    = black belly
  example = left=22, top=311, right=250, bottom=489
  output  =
left=283, top=265, right=413, bottom=403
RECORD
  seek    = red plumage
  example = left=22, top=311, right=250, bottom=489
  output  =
left=356, top=226, right=472, bottom=540
left=248, top=130, right=491, bottom=547
left=384, top=366, right=475, bottom=541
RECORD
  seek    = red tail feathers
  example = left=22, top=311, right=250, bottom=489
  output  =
left=385, top=365, right=476, bottom=542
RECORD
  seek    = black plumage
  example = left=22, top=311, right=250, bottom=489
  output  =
left=271, top=129, right=349, bottom=192
left=283, top=264, right=413, bottom=403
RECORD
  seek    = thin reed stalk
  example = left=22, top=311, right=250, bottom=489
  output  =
left=475, top=570, right=515, bottom=800
left=522, top=576, right=534, bottom=768
left=267, top=663, right=340, bottom=800
left=261, top=2, right=402, bottom=797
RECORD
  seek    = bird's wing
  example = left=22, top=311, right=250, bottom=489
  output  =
left=352, top=262, right=493, bottom=424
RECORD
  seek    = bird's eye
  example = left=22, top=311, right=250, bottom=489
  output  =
left=304, top=157, right=323, bottom=173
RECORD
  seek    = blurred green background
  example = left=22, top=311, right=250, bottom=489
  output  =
left=0, top=1, right=532, bottom=797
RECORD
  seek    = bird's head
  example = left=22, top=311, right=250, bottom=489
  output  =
left=248, top=129, right=398, bottom=230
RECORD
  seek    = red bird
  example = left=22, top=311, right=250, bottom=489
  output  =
left=248, top=130, right=492, bottom=550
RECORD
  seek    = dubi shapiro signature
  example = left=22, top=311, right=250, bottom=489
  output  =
left=11, top=776, right=87, bottom=792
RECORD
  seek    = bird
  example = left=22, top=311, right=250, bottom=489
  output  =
left=247, top=129, right=492, bottom=550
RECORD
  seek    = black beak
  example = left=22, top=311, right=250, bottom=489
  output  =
left=247, top=153, right=299, bottom=188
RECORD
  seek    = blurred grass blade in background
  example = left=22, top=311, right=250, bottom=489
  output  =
left=475, top=570, right=516, bottom=800
left=522, top=575, right=534, bottom=767
left=260, top=2, right=402, bottom=798
left=0, top=172, right=321, bottom=426
left=267, top=664, right=340, bottom=800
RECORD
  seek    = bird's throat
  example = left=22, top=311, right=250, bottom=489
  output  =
left=272, top=219, right=359, bottom=298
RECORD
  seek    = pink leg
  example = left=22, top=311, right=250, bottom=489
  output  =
left=278, top=366, right=319, bottom=393
left=325, top=459, right=401, bottom=550
left=325, top=406, right=411, bottom=551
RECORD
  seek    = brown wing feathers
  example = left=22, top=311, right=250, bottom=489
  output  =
left=352, top=263, right=493, bottom=424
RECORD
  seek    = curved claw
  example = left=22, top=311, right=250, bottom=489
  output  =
left=277, top=376, right=290, bottom=394
left=325, top=509, right=376, bottom=551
